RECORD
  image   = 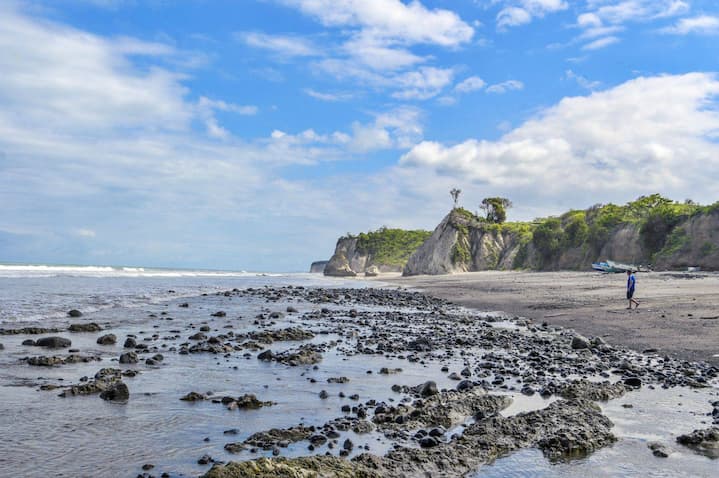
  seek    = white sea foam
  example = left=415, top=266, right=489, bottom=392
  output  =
left=0, top=263, right=275, bottom=278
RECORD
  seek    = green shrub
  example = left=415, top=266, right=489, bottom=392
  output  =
left=355, top=227, right=431, bottom=267
left=532, top=217, right=564, bottom=260
left=563, top=211, right=589, bottom=247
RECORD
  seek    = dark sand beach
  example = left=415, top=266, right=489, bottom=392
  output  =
left=386, top=271, right=719, bottom=366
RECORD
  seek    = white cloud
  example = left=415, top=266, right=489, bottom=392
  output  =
left=575, top=1, right=689, bottom=50
left=0, top=5, right=191, bottom=133
left=304, top=89, right=353, bottom=102
left=74, top=228, right=97, bottom=238
left=661, top=15, right=719, bottom=35
left=197, top=97, right=258, bottom=139
left=392, top=67, right=455, bottom=100
left=496, top=0, right=568, bottom=29
left=590, top=0, right=689, bottom=25
left=342, top=33, right=425, bottom=70
left=497, top=7, right=533, bottom=28
left=237, top=31, right=320, bottom=57
left=582, top=36, right=620, bottom=50
left=280, top=0, right=474, bottom=46
left=565, top=70, right=601, bottom=89
left=266, top=106, right=423, bottom=152
left=486, top=79, right=524, bottom=94
left=455, top=76, right=487, bottom=93
left=399, top=73, right=719, bottom=216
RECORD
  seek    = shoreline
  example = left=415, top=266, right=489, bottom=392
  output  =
left=381, top=270, right=719, bottom=366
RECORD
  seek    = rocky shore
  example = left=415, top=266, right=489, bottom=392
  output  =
left=2, top=283, right=718, bottom=477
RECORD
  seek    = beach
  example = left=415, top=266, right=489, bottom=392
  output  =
left=0, top=268, right=718, bottom=477
left=386, top=271, right=719, bottom=366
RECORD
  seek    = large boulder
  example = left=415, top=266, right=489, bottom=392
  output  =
left=36, top=337, right=71, bottom=348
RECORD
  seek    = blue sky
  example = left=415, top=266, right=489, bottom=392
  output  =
left=1, top=0, right=718, bottom=271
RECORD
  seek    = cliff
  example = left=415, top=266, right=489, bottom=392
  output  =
left=324, top=227, right=431, bottom=277
left=309, top=261, right=329, bottom=273
left=403, top=196, right=719, bottom=275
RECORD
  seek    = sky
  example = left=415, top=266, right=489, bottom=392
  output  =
left=1, top=0, right=718, bottom=271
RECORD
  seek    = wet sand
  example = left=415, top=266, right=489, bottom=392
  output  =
left=385, top=271, right=719, bottom=366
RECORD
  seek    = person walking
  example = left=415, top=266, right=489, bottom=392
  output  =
left=626, top=270, right=639, bottom=309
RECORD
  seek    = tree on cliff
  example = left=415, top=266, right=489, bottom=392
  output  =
left=480, top=197, right=513, bottom=223
left=450, top=188, right=462, bottom=209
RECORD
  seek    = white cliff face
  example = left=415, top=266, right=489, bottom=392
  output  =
left=403, top=214, right=462, bottom=276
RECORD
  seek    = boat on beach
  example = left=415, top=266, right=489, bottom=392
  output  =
left=592, top=260, right=638, bottom=273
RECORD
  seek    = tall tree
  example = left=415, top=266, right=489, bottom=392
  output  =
left=480, top=197, right=513, bottom=223
left=450, top=188, right=462, bottom=209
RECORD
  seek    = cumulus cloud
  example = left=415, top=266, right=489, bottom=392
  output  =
left=273, top=0, right=471, bottom=100
left=280, top=0, right=473, bottom=46
left=455, top=76, right=487, bottom=93
left=400, top=73, right=719, bottom=216
left=661, top=15, right=719, bottom=35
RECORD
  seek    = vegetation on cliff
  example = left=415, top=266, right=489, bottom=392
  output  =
left=348, top=227, right=432, bottom=268
left=527, top=194, right=719, bottom=265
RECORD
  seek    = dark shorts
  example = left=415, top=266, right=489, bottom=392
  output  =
left=627, top=289, right=635, bottom=299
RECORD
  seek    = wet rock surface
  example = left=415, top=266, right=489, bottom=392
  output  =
left=676, top=427, right=719, bottom=459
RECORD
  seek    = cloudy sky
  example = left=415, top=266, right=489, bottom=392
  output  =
left=1, top=0, right=718, bottom=271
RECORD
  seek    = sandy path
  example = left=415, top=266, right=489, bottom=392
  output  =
left=382, top=271, right=719, bottom=366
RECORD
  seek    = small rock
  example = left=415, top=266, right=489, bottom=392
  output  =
left=571, top=335, right=590, bottom=350
left=180, top=391, right=206, bottom=401
left=648, top=442, right=671, bottom=458
left=419, top=381, right=438, bottom=397
left=123, top=337, right=137, bottom=348
left=99, top=381, right=129, bottom=401
left=419, top=436, right=439, bottom=448
left=68, top=309, right=83, bottom=317
left=119, top=352, right=138, bottom=364
left=36, top=337, right=71, bottom=348
left=97, top=334, right=117, bottom=345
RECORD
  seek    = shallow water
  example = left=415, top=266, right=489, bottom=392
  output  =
left=0, top=270, right=717, bottom=477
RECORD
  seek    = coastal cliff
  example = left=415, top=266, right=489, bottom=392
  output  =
left=403, top=196, right=719, bottom=275
left=324, top=228, right=431, bottom=276
left=309, top=261, right=328, bottom=273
